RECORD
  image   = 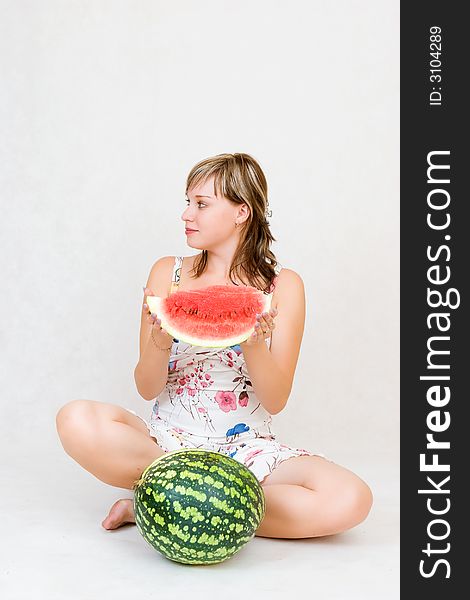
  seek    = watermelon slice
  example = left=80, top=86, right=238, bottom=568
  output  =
left=146, top=284, right=272, bottom=347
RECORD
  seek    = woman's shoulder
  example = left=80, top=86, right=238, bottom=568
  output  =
left=151, top=255, right=177, bottom=267
left=276, top=266, right=302, bottom=282
left=152, top=254, right=196, bottom=270
left=272, top=267, right=304, bottom=301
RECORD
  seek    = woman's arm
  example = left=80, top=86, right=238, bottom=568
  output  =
left=242, top=269, right=306, bottom=414
left=134, top=256, right=174, bottom=400
left=134, top=333, right=172, bottom=400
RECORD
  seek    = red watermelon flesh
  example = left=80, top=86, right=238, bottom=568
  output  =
left=146, top=285, right=273, bottom=347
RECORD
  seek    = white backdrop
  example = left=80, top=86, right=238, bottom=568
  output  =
left=1, top=2, right=400, bottom=598
left=1, top=0, right=399, bottom=469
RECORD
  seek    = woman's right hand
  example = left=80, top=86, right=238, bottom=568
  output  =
left=143, top=287, right=173, bottom=344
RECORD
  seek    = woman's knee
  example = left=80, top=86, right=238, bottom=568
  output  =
left=339, top=477, right=374, bottom=530
left=56, top=399, right=97, bottom=438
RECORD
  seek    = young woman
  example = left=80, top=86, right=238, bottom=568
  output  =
left=56, top=152, right=373, bottom=539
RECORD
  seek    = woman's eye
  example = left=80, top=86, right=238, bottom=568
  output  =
left=185, top=200, right=205, bottom=208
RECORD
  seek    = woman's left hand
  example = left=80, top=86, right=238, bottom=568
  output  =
left=241, top=307, right=278, bottom=347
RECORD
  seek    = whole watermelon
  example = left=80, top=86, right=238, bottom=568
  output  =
left=133, top=448, right=266, bottom=565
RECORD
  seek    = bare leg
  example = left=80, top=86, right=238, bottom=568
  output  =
left=56, top=399, right=166, bottom=529
left=255, top=483, right=372, bottom=539
left=254, top=455, right=373, bottom=538
left=105, top=481, right=371, bottom=539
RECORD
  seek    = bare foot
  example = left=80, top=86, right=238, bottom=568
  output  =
left=101, top=498, right=135, bottom=530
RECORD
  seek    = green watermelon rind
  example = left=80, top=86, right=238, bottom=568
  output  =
left=146, top=287, right=273, bottom=348
left=133, top=448, right=266, bottom=565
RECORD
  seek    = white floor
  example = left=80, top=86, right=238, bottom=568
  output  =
left=1, top=447, right=399, bottom=600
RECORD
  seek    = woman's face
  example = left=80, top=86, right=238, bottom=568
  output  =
left=182, top=176, right=248, bottom=250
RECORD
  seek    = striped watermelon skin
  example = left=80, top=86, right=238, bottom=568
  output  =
left=133, top=448, right=266, bottom=565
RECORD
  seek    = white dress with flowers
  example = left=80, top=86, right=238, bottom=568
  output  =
left=126, top=256, right=327, bottom=485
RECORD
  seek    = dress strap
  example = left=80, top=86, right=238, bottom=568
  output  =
left=169, top=256, right=183, bottom=294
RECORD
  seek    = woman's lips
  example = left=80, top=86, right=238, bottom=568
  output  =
left=185, top=229, right=198, bottom=234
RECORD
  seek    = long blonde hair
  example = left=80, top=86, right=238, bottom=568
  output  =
left=185, top=153, right=279, bottom=294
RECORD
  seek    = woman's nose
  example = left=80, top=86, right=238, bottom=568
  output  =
left=182, top=213, right=193, bottom=222
left=182, top=208, right=195, bottom=220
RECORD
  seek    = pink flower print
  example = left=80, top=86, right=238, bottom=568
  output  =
left=245, top=448, right=264, bottom=462
left=187, top=387, right=197, bottom=397
left=176, top=387, right=184, bottom=395
left=201, top=373, right=211, bottom=388
left=173, top=427, right=185, bottom=434
left=238, top=391, right=249, bottom=407
left=226, top=350, right=236, bottom=366
left=215, top=391, right=237, bottom=413
left=197, top=406, right=207, bottom=413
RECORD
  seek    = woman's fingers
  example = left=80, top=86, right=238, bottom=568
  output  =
left=243, top=308, right=277, bottom=346
left=142, top=287, right=161, bottom=329
left=257, top=311, right=276, bottom=329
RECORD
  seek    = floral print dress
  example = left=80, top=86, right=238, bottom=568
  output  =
left=126, top=256, right=327, bottom=485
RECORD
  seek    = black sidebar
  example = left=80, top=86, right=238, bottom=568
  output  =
left=401, top=1, right=467, bottom=596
